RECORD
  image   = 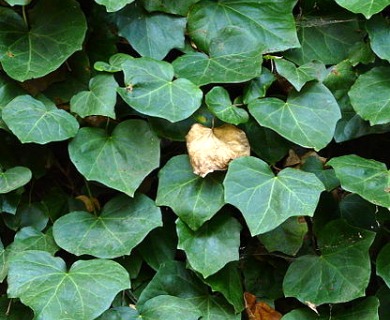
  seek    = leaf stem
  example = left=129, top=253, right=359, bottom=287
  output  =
left=84, top=180, right=97, bottom=216
left=22, top=6, right=29, bottom=27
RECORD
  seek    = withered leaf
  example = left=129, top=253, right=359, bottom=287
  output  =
left=186, top=123, right=250, bottom=177
left=244, top=292, right=282, bottom=320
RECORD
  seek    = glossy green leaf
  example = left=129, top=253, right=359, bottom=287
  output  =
left=115, top=3, right=186, bottom=60
left=301, top=156, right=339, bottom=191
left=335, top=0, right=390, bottom=18
left=0, top=0, right=87, bottom=81
left=348, top=67, right=390, bottom=125
left=367, top=16, right=390, bottom=62
left=205, top=87, right=249, bottom=125
left=173, top=26, right=263, bottom=86
left=70, top=74, right=118, bottom=119
left=53, top=194, right=162, bottom=258
left=177, top=214, right=241, bottom=277
left=95, top=0, right=135, bottom=12
left=0, top=166, right=31, bottom=194
left=2, top=95, right=79, bottom=144
left=142, top=0, right=200, bottom=15
left=187, top=0, right=299, bottom=53
left=248, top=82, right=341, bottom=150
left=118, top=58, right=202, bottom=122
left=224, top=156, right=324, bottom=235
left=68, top=120, right=160, bottom=197
left=156, top=155, right=225, bottom=231
left=8, top=250, right=130, bottom=320
left=283, top=219, right=375, bottom=305
left=243, top=68, right=276, bottom=104
left=5, top=0, right=32, bottom=5
left=328, top=155, right=390, bottom=208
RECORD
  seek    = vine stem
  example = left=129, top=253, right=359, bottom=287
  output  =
left=22, top=6, right=29, bottom=27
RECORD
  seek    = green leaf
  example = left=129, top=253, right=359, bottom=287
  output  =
left=248, top=82, right=341, bottom=150
left=205, top=86, right=249, bottom=125
left=173, top=26, right=263, bottom=86
left=301, top=156, right=340, bottom=191
left=348, top=66, right=390, bottom=125
left=0, top=166, right=31, bottom=194
left=224, top=156, right=324, bottom=235
left=367, top=16, right=390, bottom=62
left=142, top=0, right=200, bottom=16
left=274, top=59, right=326, bottom=91
left=2, top=95, right=79, bottom=144
left=53, top=194, right=162, bottom=258
left=176, top=214, right=241, bottom=278
left=156, top=155, right=225, bottom=231
left=68, top=120, right=160, bottom=197
left=0, top=0, right=87, bottom=81
left=187, top=0, right=299, bottom=53
left=117, top=58, right=202, bottom=122
left=258, top=217, right=308, bottom=256
left=4, top=0, right=32, bottom=5
left=377, top=243, right=390, bottom=289
left=3, top=202, right=48, bottom=231
left=97, top=306, right=138, bottom=320
left=95, top=0, right=135, bottom=12
left=8, top=250, right=130, bottom=320
left=115, top=3, right=187, bottom=60
left=94, top=53, right=134, bottom=73
left=70, top=74, right=118, bottom=119
left=283, top=219, right=375, bottom=305
left=243, top=68, right=276, bottom=104
left=335, top=0, right=390, bottom=19
left=0, top=75, right=25, bottom=127
left=328, top=155, right=390, bottom=208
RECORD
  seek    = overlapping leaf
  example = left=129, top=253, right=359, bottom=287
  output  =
left=0, top=166, right=31, bottom=194
left=95, top=0, right=135, bottom=12
left=377, top=243, right=390, bottom=288
left=142, top=0, right=200, bottom=15
left=335, top=0, right=390, bottom=19
left=367, top=16, right=390, bottom=62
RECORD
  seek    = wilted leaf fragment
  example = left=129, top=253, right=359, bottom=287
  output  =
left=244, top=292, right=282, bottom=320
left=186, top=123, right=250, bottom=177
left=0, top=166, right=32, bottom=194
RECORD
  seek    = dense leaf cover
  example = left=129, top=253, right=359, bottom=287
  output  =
left=0, top=0, right=389, bottom=319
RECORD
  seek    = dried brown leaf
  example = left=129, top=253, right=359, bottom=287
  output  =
left=244, top=292, right=282, bottom=320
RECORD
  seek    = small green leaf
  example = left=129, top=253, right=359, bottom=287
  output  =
left=2, top=95, right=79, bottom=144
left=97, top=306, right=138, bottom=320
left=94, top=53, right=134, bottom=73
left=283, top=219, right=375, bottom=305
left=328, top=155, right=390, bottom=208
left=205, top=86, right=249, bottom=125
left=249, top=82, right=341, bottom=151
left=301, top=156, right=340, bottom=191
left=335, top=0, right=390, bottom=19
left=95, top=0, right=135, bottom=12
left=115, top=3, right=186, bottom=59
left=243, top=68, right=276, bottom=104
left=70, top=74, right=118, bottom=119
left=3, top=202, right=48, bottom=231
left=118, top=58, right=202, bottom=122
left=68, top=120, right=160, bottom=197
left=367, top=16, right=390, bottom=62
left=142, top=0, right=200, bottom=16
left=378, top=245, right=390, bottom=293
left=0, top=166, right=31, bottom=194
left=156, top=155, right=225, bottom=230
left=176, top=214, right=241, bottom=278
left=53, top=194, right=162, bottom=259
left=8, top=250, right=130, bottom=320
left=224, top=156, right=324, bottom=235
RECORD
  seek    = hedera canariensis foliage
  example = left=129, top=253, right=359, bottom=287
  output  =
left=0, top=0, right=389, bottom=319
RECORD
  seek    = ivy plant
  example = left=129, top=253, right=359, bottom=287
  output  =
left=0, top=0, right=389, bottom=319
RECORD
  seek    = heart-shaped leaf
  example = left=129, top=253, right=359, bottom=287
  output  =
left=115, top=3, right=186, bottom=60
left=173, top=26, right=263, bottom=86
left=224, top=156, right=324, bottom=235
left=0, top=0, right=87, bottom=81
left=328, top=155, right=390, bottom=208
left=70, top=74, right=118, bottom=119
left=7, top=250, right=130, bottom=319
left=0, top=166, right=31, bottom=194
left=68, top=120, right=160, bottom=197
left=95, top=0, right=135, bottom=12
left=176, top=214, right=241, bottom=278
left=348, top=67, right=390, bottom=125
left=2, top=95, right=79, bottom=144
left=53, top=194, right=162, bottom=258
left=117, top=58, right=202, bottom=122
left=283, top=220, right=375, bottom=305
left=335, top=0, right=390, bottom=19
left=248, top=82, right=341, bottom=151
left=156, top=155, right=225, bottom=231
left=367, top=16, right=390, bottom=63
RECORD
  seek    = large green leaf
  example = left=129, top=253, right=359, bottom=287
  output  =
left=68, top=120, right=160, bottom=197
left=348, top=67, right=390, bottom=125
left=377, top=243, right=390, bottom=289
left=0, top=0, right=87, bottom=81
left=176, top=214, right=241, bottom=278
left=53, top=194, right=162, bottom=258
left=248, top=82, right=341, bottom=150
left=187, top=0, right=299, bottom=53
left=173, top=26, right=263, bottom=86
left=328, top=155, right=390, bottom=208
left=335, top=0, right=390, bottom=19
left=283, top=219, right=375, bottom=305
left=115, top=3, right=186, bottom=60
left=8, top=250, right=130, bottom=320
left=95, top=0, right=135, bottom=12
left=224, top=156, right=324, bottom=235
left=142, top=0, right=200, bottom=16
left=117, top=58, right=202, bottom=122
left=70, top=74, right=118, bottom=119
left=367, top=16, right=390, bottom=62
left=156, top=155, right=225, bottom=231
left=0, top=166, right=31, bottom=194
left=2, top=95, right=79, bottom=144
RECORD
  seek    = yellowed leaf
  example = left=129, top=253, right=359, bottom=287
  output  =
left=244, top=292, right=282, bottom=320
left=185, top=123, right=250, bottom=177
left=75, top=195, right=101, bottom=212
